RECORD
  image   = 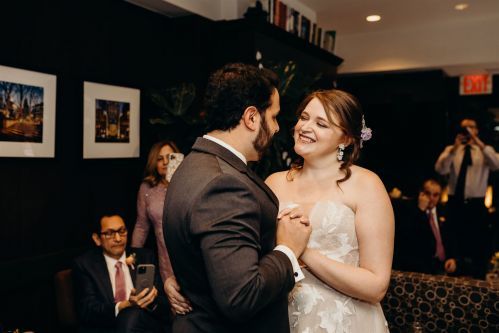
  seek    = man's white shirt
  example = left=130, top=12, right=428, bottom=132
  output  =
left=103, top=252, right=134, bottom=316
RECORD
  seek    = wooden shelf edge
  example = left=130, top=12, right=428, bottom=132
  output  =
left=217, top=19, right=344, bottom=66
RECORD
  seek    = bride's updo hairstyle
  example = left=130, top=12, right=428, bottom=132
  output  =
left=289, top=89, right=364, bottom=186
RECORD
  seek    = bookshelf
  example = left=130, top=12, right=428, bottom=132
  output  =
left=210, top=19, right=343, bottom=75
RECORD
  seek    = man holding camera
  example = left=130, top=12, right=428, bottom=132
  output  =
left=72, top=212, right=170, bottom=333
left=435, top=118, right=499, bottom=278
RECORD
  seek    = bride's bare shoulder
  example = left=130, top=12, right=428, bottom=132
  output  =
left=265, top=170, right=290, bottom=189
left=350, top=165, right=384, bottom=188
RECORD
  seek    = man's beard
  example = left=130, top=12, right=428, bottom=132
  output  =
left=252, top=116, right=274, bottom=159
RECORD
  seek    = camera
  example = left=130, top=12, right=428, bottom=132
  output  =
left=458, top=127, right=469, bottom=136
left=138, top=266, right=147, bottom=274
left=457, top=126, right=470, bottom=143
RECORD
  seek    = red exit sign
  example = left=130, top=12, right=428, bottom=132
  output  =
left=460, top=74, right=492, bottom=95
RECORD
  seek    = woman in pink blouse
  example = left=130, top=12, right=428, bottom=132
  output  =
left=131, top=140, right=181, bottom=288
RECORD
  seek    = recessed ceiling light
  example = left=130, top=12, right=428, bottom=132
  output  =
left=454, top=3, right=469, bottom=11
left=366, top=15, right=381, bottom=22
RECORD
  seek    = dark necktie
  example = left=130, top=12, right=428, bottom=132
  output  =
left=114, top=262, right=127, bottom=302
left=454, top=145, right=472, bottom=200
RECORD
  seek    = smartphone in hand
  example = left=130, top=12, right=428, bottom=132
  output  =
left=166, top=152, right=184, bottom=182
left=135, top=264, right=155, bottom=294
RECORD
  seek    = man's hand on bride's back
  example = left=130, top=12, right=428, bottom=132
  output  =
left=276, top=208, right=312, bottom=258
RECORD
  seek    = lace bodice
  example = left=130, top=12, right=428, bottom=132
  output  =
left=284, top=201, right=389, bottom=333
left=306, top=201, right=358, bottom=266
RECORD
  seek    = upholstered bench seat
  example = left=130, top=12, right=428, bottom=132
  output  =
left=381, top=270, right=498, bottom=332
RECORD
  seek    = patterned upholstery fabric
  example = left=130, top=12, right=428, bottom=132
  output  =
left=381, top=270, right=499, bottom=332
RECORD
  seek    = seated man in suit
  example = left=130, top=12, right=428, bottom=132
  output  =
left=72, top=211, right=170, bottom=333
left=394, top=179, right=458, bottom=274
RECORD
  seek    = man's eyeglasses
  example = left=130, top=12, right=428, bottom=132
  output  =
left=99, top=227, right=127, bottom=239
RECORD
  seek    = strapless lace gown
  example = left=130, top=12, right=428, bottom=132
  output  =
left=286, top=201, right=389, bottom=333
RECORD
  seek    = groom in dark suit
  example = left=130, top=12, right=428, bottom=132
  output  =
left=163, top=63, right=312, bottom=333
left=72, top=212, right=170, bottom=333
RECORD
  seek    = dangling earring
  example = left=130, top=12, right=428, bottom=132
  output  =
left=337, top=143, right=345, bottom=161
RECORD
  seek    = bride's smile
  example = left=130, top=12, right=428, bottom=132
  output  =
left=297, top=133, right=316, bottom=143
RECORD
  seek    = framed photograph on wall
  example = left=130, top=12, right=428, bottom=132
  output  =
left=0, top=65, right=56, bottom=157
left=83, top=81, right=140, bottom=158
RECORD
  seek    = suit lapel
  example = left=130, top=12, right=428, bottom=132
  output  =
left=192, top=137, right=278, bottom=207
left=245, top=166, right=279, bottom=206
left=128, top=250, right=138, bottom=283
left=90, top=250, right=115, bottom=303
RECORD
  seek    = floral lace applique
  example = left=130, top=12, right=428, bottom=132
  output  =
left=290, top=283, right=325, bottom=327
left=323, top=233, right=354, bottom=262
left=291, top=283, right=325, bottom=314
left=318, top=299, right=354, bottom=333
left=288, top=201, right=387, bottom=333
left=310, top=202, right=356, bottom=264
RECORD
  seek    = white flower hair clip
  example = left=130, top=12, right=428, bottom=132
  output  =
left=360, top=115, right=372, bottom=148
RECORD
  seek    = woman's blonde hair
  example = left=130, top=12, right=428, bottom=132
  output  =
left=143, top=140, right=180, bottom=186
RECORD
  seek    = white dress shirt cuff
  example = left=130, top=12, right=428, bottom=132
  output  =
left=274, top=245, right=305, bottom=282
left=115, top=302, right=120, bottom=317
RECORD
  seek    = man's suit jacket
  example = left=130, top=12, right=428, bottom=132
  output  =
left=393, top=200, right=456, bottom=274
left=163, top=138, right=295, bottom=333
left=72, top=247, right=169, bottom=333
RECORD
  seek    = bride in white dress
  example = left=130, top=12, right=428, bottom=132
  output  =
left=266, top=90, right=394, bottom=333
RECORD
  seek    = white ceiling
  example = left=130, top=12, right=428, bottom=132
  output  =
left=127, top=0, right=499, bottom=75
left=303, top=0, right=499, bottom=74
left=304, top=0, right=499, bottom=36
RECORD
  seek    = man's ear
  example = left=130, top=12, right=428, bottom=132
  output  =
left=92, top=233, right=102, bottom=247
left=242, top=106, right=259, bottom=131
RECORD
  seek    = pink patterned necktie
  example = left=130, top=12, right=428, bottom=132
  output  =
left=114, top=261, right=127, bottom=302
left=427, top=211, right=446, bottom=261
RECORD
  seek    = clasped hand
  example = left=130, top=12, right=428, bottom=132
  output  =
left=276, top=207, right=312, bottom=258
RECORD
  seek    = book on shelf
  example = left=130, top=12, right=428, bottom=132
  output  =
left=287, top=8, right=300, bottom=35
left=277, top=1, right=287, bottom=29
left=323, top=30, right=336, bottom=53
left=286, top=6, right=293, bottom=32
left=263, top=0, right=322, bottom=48
left=311, top=23, right=317, bottom=45
left=268, top=0, right=274, bottom=23
left=300, top=16, right=311, bottom=42
left=273, top=0, right=279, bottom=25
left=262, top=0, right=270, bottom=23
left=317, top=27, right=323, bottom=47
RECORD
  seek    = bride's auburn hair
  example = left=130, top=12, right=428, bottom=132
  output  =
left=288, top=89, right=364, bottom=186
